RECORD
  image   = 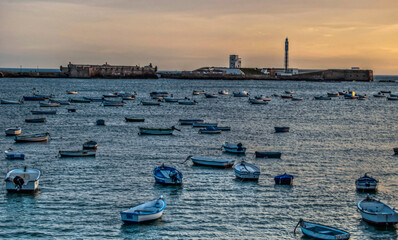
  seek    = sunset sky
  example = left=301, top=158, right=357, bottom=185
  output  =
left=1, top=0, right=398, bottom=74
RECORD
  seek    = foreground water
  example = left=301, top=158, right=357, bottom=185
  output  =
left=0, top=77, right=397, bottom=239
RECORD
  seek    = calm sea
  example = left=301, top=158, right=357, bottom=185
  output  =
left=0, top=76, right=397, bottom=239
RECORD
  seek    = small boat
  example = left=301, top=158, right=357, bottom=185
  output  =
left=271, top=94, right=280, bottom=97
left=344, top=94, right=358, bottom=99
left=179, top=119, right=204, bottom=125
left=120, top=196, right=166, bottom=223
left=67, top=108, right=76, bottom=112
left=327, top=92, right=339, bottom=97
left=339, top=91, right=348, bottom=95
left=4, top=148, right=25, bottom=160
left=355, top=173, right=378, bottom=191
left=199, top=127, right=222, bottom=134
left=357, top=196, right=398, bottom=225
left=233, top=161, right=260, bottom=180
left=59, top=150, right=96, bottom=158
left=233, top=91, right=249, bottom=97
left=254, top=95, right=271, bottom=101
left=314, top=95, right=331, bottom=100
left=274, top=173, right=294, bottom=185
left=249, top=98, right=268, bottom=104
left=150, top=91, right=168, bottom=99
left=1, top=99, right=23, bottom=104
left=255, top=151, right=282, bottom=158
left=285, top=90, right=294, bottom=94
left=164, top=97, right=180, bottom=102
left=25, top=118, right=46, bottom=123
left=186, top=156, right=235, bottom=168
left=5, top=127, right=21, bottom=136
left=153, top=164, right=183, bottom=185
left=39, top=102, right=60, bottom=107
left=125, top=117, right=145, bottom=122
left=83, top=97, right=104, bottom=102
left=294, top=218, right=350, bottom=240
left=103, top=93, right=119, bottom=98
left=138, top=126, right=179, bottom=135
left=387, top=97, right=398, bottom=101
left=49, top=99, right=71, bottom=105
left=122, top=96, right=135, bottom=100
left=192, top=122, right=218, bottom=128
left=70, top=98, right=91, bottom=103
left=281, top=95, right=293, bottom=99
left=103, top=100, right=125, bottom=106
left=193, top=90, right=205, bottom=95
left=83, top=141, right=98, bottom=150
left=390, top=94, right=398, bottom=97
left=31, top=110, right=56, bottom=115
left=215, top=126, right=231, bottom=131
left=274, top=127, right=290, bottom=133
left=394, top=147, right=398, bottom=155
left=222, top=142, right=246, bottom=154
left=141, top=101, right=161, bottom=106
left=205, top=93, right=218, bottom=98
left=67, top=91, right=78, bottom=94
left=23, top=96, right=45, bottom=101
left=15, top=132, right=49, bottom=142
left=381, top=90, right=391, bottom=94
left=5, top=167, right=41, bottom=193
left=358, top=95, right=367, bottom=100
left=96, top=119, right=106, bottom=126
left=218, top=90, right=229, bottom=95
left=373, top=92, right=386, bottom=98
left=178, top=100, right=198, bottom=105
left=291, top=97, right=303, bottom=101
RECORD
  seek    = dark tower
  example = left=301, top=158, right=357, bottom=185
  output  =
left=284, top=38, right=289, bottom=73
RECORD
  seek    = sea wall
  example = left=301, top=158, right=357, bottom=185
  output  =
left=0, top=71, right=63, bottom=78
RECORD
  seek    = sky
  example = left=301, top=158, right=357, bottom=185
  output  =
left=1, top=0, right=398, bottom=74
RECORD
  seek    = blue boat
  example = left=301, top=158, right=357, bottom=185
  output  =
left=4, top=148, right=25, bottom=160
left=153, top=164, right=183, bottom=185
left=294, top=219, right=350, bottom=240
left=274, top=127, right=290, bottom=133
left=274, top=173, right=294, bottom=185
left=179, top=119, right=204, bottom=125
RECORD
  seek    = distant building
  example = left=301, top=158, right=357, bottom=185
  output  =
left=229, top=55, right=241, bottom=69
left=194, top=67, right=244, bottom=75
left=284, top=38, right=289, bottom=73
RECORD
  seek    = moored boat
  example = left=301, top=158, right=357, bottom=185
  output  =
left=198, top=127, right=222, bottom=134
left=15, top=132, right=49, bottom=142
left=233, top=91, right=249, bottom=97
left=138, top=126, right=179, bottom=135
left=141, top=101, right=161, bottom=106
left=120, top=196, right=166, bottom=223
left=103, top=100, right=125, bottom=106
left=67, top=108, right=76, bottom=112
left=373, top=92, right=386, bottom=98
left=254, top=95, right=271, bottom=101
left=222, top=142, right=246, bottom=154
left=281, top=95, right=293, bottom=99
left=179, top=119, right=204, bottom=125
left=96, top=119, right=106, bottom=125
left=274, top=127, right=290, bottom=133
left=381, top=90, right=391, bottom=94
left=215, top=126, right=231, bottom=131
left=218, top=90, right=229, bottom=95
left=67, top=91, right=78, bottom=94
left=327, top=92, right=339, bottom=97
left=70, top=98, right=91, bottom=103
left=39, top=102, right=60, bottom=107
left=31, top=110, right=56, bottom=115
left=49, top=99, right=71, bottom=105
left=291, top=97, right=303, bottom=101
left=192, top=122, right=217, bottom=128
left=150, top=91, right=168, bottom=99
left=186, top=156, right=235, bottom=168
left=5, top=127, right=21, bottom=136
left=255, top=151, right=282, bottom=158
left=23, top=96, right=45, bottom=101
left=5, top=167, right=41, bottom=193
left=83, top=97, right=104, bottom=102
left=83, top=141, right=98, bottom=150
left=233, top=161, right=260, bottom=180
left=193, top=90, right=205, bottom=95
left=59, top=150, right=96, bottom=158
left=4, top=148, right=25, bottom=160
left=205, top=93, right=218, bottom=98
left=394, top=147, right=398, bottom=155
left=178, top=100, right=198, bottom=105
left=314, top=95, right=331, bottom=100
left=25, top=118, right=46, bottom=123
left=285, top=90, right=294, bottom=94
left=274, top=173, right=294, bottom=185
left=357, top=196, right=398, bottom=225
left=1, top=99, right=23, bottom=104
left=125, top=117, right=145, bottom=122
left=249, top=98, right=268, bottom=104
left=355, top=173, right=378, bottom=191
left=294, top=218, right=350, bottom=240
left=387, top=97, right=398, bottom=101
left=153, top=164, right=183, bottom=185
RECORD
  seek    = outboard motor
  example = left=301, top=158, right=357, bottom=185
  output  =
left=13, top=176, right=24, bottom=191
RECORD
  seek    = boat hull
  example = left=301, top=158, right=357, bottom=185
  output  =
left=15, top=133, right=49, bottom=142
left=138, top=128, right=174, bottom=135
left=31, top=111, right=56, bottom=115
left=255, top=152, right=282, bottom=158
left=59, top=151, right=96, bottom=157
left=5, top=180, right=39, bottom=193
left=5, top=129, right=21, bottom=136
left=190, top=157, right=234, bottom=168
left=125, top=118, right=145, bottom=122
left=121, top=210, right=164, bottom=223
left=25, top=118, right=46, bottom=123
left=5, top=152, right=25, bottom=160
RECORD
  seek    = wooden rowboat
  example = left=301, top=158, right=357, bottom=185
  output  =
left=125, top=117, right=145, bottom=122
left=138, top=126, right=179, bottom=135
left=15, top=132, right=49, bottom=142
left=25, top=118, right=46, bottom=123
left=59, top=150, right=96, bottom=158
left=120, top=196, right=166, bottom=223
left=294, top=219, right=350, bottom=240
left=186, top=156, right=235, bottom=168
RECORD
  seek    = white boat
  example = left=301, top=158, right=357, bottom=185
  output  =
left=294, top=219, right=350, bottom=240
left=15, top=132, right=49, bottom=142
left=1, top=99, right=23, bottom=104
left=138, top=126, right=179, bottom=135
left=222, top=142, right=246, bottom=154
left=5, top=127, right=21, bottom=136
left=4, top=148, right=25, bottom=160
left=120, top=196, right=166, bottom=223
left=186, top=156, right=235, bottom=168
left=39, top=102, right=60, bottom=107
left=59, top=150, right=96, bottom=157
left=355, top=173, right=378, bottom=191
left=103, top=100, right=125, bottom=106
left=5, top=167, right=40, bottom=193
left=249, top=98, right=268, bottom=104
left=357, top=196, right=398, bottom=225
left=178, top=100, right=197, bottom=105
left=233, top=91, right=249, bottom=97
left=233, top=161, right=260, bottom=180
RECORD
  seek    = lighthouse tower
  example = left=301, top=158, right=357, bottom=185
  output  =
left=284, top=38, right=289, bottom=73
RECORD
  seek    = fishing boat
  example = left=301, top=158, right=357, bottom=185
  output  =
left=314, top=95, right=331, bottom=100
left=281, top=95, right=293, bottom=99
left=5, top=127, right=21, bottom=136
left=355, top=173, right=378, bottom=191
left=285, top=90, right=294, bottom=94
left=381, top=90, right=391, bottom=94
left=233, top=161, right=260, bottom=180
left=120, top=196, right=166, bottom=223
left=1, top=99, right=23, bottom=104
left=357, top=196, right=398, bottom=225
left=25, top=118, right=46, bottom=123
left=215, top=126, right=231, bottom=131
left=358, top=94, right=367, bottom=100
left=390, top=94, right=398, bottom=97
left=233, top=91, right=249, bottom=97
left=205, top=93, right=218, bottom=98
left=164, top=97, right=180, bottom=102
left=138, top=126, right=179, bottom=135
left=70, top=98, right=91, bottom=103
left=59, top=150, right=96, bottom=157
left=344, top=94, right=358, bottom=99
left=125, top=117, right=145, bottom=122
left=122, top=96, right=135, bottom=100
left=254, top=95, right=271, bottom=101
left=103, top=93, right=119, bottom=98
left=274, top=127, right=290, bottom=133
left=294, top=219, right=350, bottom=240
left=193, top=90, right=205, bottom=95
left=39, top=102, right=60, bottom=107
left=179, top=119, right=204, bottom=125
left=96, top=119, right=106, bottom=125
left=274, top=173, right=294, bottom=185
left=249, top=98, right=268, bottom=104
left=5, top=167, right=41, bottom=193
left=178, top=100, right=198, bottom=105
left=49, top=99, right=71, bottom=105
left=292, top=97, right=304, bottom=101
left=83, top=97, right=104, bottom=102
left=387, top=97, right=398, bottom=101
left=141, top=101, right=161, bottom=106
left=373, top=92, right=386, bottom=98
left=327, top=92, right=340, bottom=97
left=67, top=91, right=78, bottom=94
left=186, top=156, right=235, bottom=168
left=23, top=96, right=45, bottom=101
left=198, top=127, right=222, bottom=134
left=339, top=91, right=348, bottom=95
left=31, top=110, right=56, bottom=115
left=218, top=90, right=229, bottom=95
left=255, top=151, right=282, bottom=158
left=83, top=141, right=98, bottom=150
left=4, top=148, right=25, bottom=160
left=103, top=100, right=125, bottom=106
left=222, top=142, right=246, bottom=154
left=15, top=132, right=49, bottom=142
left=153, top=164, right=183, bottom=185
left=192, top=122, right=217, bottom=128
left=150, top=91, right=168, bottom=99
